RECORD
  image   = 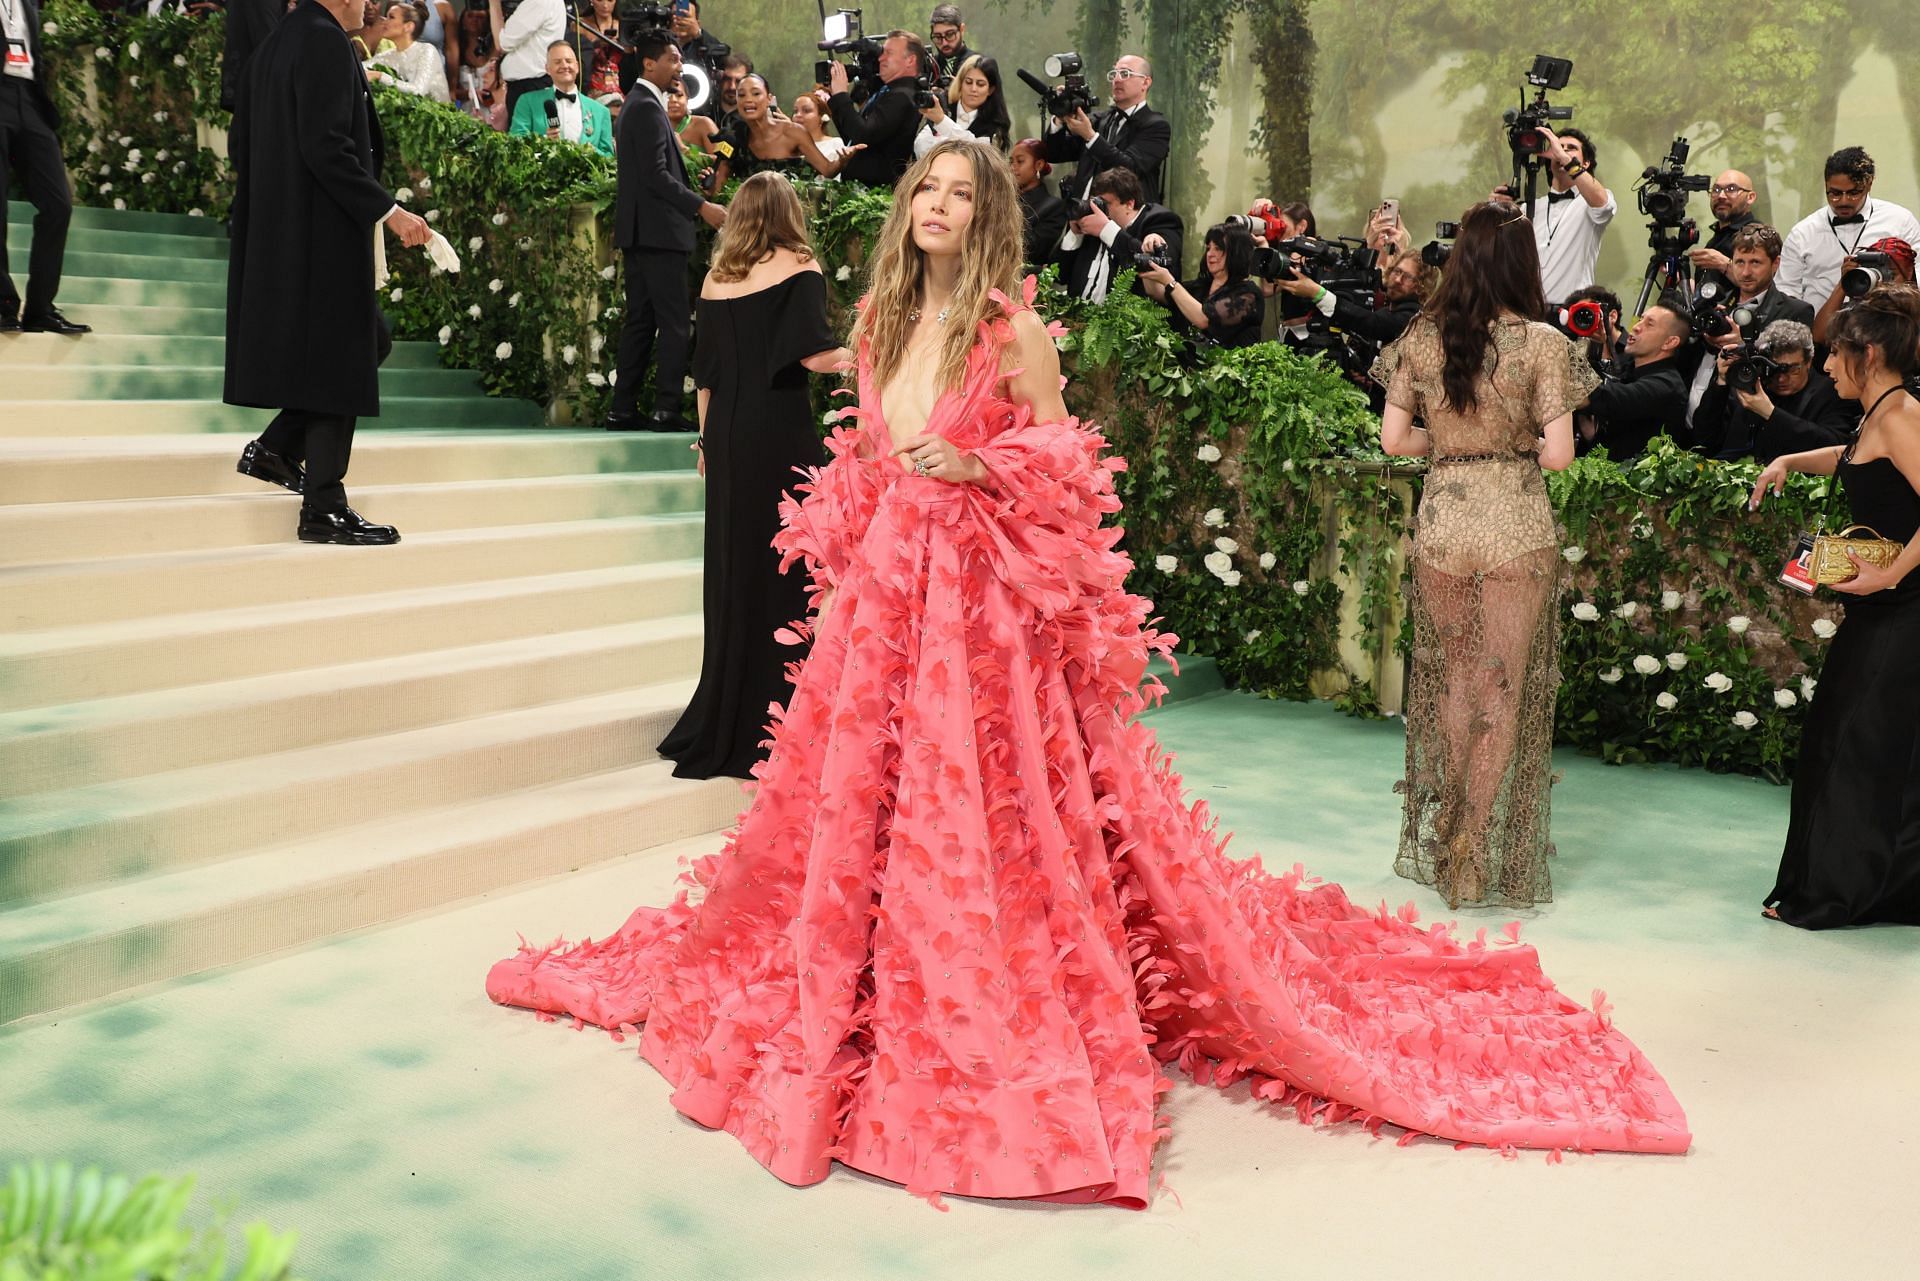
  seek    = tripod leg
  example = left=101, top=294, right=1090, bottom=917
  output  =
left=1635, top=256, right=1664, bottom=316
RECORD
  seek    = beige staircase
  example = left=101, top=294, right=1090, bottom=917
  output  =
left=0, top=202, right=740, bottom=1024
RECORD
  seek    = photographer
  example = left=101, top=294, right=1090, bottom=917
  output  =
left=1682, top=169, right=1760, bottom=294
left=1779, top=146, right=1920, bottom=305
left=1138, top=221, right=1264, bottom=350
left=1053, top=166, right=1182, bottom=304
left=1562, top=284, right=1623, bottom=373
left=1494, top=125, right=1614, bottom=302
left=1693, top=319, right=1857, bottom=462
left=670, top=1, right=725, bottom=72
left=1682, top=223, right=1813, bottom=427
left=928, top=4, right=973, bottom=80
left=1011, top=139, right=1067, bottom=269
left=1271, top=245, right=1429, bottom=347
left=1043, top=54, right=1170, bottom=204
left=701, top=54, right=750, bottom=130
left=489, top=0, right=565, bottom=117
left=1577, top=297, right=1689, bottom=459
left=822, top=30, right=926, bottom=186
left=913, top=54, right=1009, bottom=157
left=1812, top=236, right=1916, bottom=346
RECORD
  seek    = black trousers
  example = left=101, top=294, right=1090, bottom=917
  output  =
left=612, top=246, right=691, bottom=419
left=0, top=78, right=72, bottom=317
left=504, top=74, right=552, bottom=122
left=255, top=311, right=391, bottom=512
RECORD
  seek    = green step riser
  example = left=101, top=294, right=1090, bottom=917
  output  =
left=0, top=339, right=452, bottom=368
left=6, top=223, right=228, bottom=261
left=1, top=401, right=544, bottom=432
left=58, top=252, right=228, bottom=283
left=7, top=200, right=227, bottom=238
left=4, top=368, right=484, bottom=400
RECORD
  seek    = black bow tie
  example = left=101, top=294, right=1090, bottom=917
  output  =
left=1831, top=213, right=1865, bottom=226
left=554, top=90, right=576, bottom=103
left=1546, top=189, right=1577, bottom=203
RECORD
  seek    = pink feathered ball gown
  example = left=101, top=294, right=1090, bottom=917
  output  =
left=485, top=289, right=1690, bottom=1207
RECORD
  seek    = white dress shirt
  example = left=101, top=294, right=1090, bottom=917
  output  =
left=1527, top=183, right=1617, bottom=304
left=552, top=88, right=583, bottom=141
left=497, top=0, right=565, bottom=83
left=1056, top=216, right=1132, bottom=302
left=913, top=105, right=993, bottom=158
left=1777, top=197, right=1920, bottom=305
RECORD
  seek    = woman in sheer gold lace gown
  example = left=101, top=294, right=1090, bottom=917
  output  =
left=1371, top=203, right=1599, bottom=908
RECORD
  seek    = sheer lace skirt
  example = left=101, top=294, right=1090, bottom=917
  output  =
left=1396, top=543, right=1560, bottom=909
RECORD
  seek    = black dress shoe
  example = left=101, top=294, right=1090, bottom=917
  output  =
left=603, top=412, right=645, bottom=432
left=21, top=308, right=90, bottom=336
left=236, top=440, right=306, bottom=494
left=0, top=305, right=18, bottom=333
left=298, top=506, right=401, bottom=545
left=646, top=410, right=698, bottom=433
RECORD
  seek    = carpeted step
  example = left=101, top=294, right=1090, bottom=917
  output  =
left=3, top=222, right=229, bottom=260
left=0, top=329, right=450, bottom=366
left=0, top=396, right=544, bottom=436
left=8, top=200, right=227, bottom=237
left=2, top=362, right=484, bottom=400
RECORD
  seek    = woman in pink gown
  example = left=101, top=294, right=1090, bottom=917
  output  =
left=486, top=142, right=1690, bottom=1207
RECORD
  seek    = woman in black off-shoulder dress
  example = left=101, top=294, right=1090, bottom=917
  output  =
left=659, top=174, right=851, bottom=780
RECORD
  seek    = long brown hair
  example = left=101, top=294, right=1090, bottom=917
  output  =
left=1828, top=280, right=1920, bottom=383
left=851, top=140, right=1025, bottom=393
left=708, top=172, right=815, bottom=283
left=1420, top=201, right=1546, bottom=414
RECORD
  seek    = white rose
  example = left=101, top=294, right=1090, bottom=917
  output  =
left=395, top=186, right=413, bottom=202
left=44, top=20, right=58, bottom=35
left=1773, top=688, right=1798, bottom=709
left=467, top=304, right=483, bottom=319
left=1280, top=459, right=1294, bottom=473
left=587, top=372, right=607, bottom=387
left=127, top=41, right=140, bottom=59
left=607, top=369, right=618, bottom=386
left=1570, top=601, right=1600, bottom=622
left=488, top=278, right=503, bottom=293
left=561, top=344, right=578, bottom=364
left=173, top=53, right=187, bottom=68
left=589, top=332, right=605, bottom=355
left=1666, top=652, right=1687, bottom=671
left=1632, top=655, right=1662, bottom=676
left=492, top=212, right=509, bottom=226
left=1292, top=580, right=1311, bottom=597
left=508, top=292, right=522, bottom=308
left=1203, top=507, right=1227, bottom=527
left=1703, top=671, right=1733, bottom=694
left=389, top=287, right=403, bottom=301
left=494, top=342, right=513, bottom=360
left=437, top=325, right=452, bottom=346
left=1661, top=590, right=1682, bottom=611
left=835, top=265, right=852, bottom=282
left=95, top=45, right=111, bottom=59
left=1613, top=601, right=1639, bottom=620
left=1214, top=536, right=1238, bottom=555
left=1258, top=552, right=1277, bottom=571
left=126, top=148, right=142, bottom=163
left=1812, top=618, right=1837, bottom=639
left=469, top=236, right=485, bottom=252
left=1204, top=550, right=1233, bottom=575
left=151, top=110, right=167, bottom=123
left=172, top=161, right=184, bottom=173
left=155, top=149, right=169, bottom=162
left=1732, top=710, right=1759, bottom=730
left=128, top=75, right=140, bottom=88
left=417, top=177, right=431, bottom=191
left=1563, top=546, right=1585, bottom=563
left=1598, top=667, right=1623, bottom=684
left=424, top=209, right=440, bottom=222
left=187, top=208, right=204, bottom=217
left=1244, top=629, right=1262, bottom=643
left=1155, top=555, right=1178, bottom=573
left=822, top=411, right=837, bottom=426
left=1654, top=691, right=1678, bottom=710
left=1196, top=443, right=1222, bottom=463
left=517, top=237, right=533, bottom=251
left=683, top=376, right=696, bottom=393
left=600, top=265, right=617, bottom=280
left=112, top=198, right=125, bottom=210
left=98, top=182, right=112, bottom=193
left=1801, top=676, right=1818, bottom=701
left=1727, top=614, right=1751, bottom=635
left=87, top=139, right=102, bottom=154
left=117, top=135, right=131, bottom=146
left=1219, top=569, right=1242, bottom=587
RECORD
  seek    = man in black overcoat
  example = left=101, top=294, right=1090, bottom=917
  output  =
left=606, top=27, right=726, bottom=432
left=0, top=0, right=89, bottom=334
left=224, top=0, right=430, bottom=545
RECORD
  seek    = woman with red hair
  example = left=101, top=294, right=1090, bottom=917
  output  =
left=1010, top=137, right=1066, bottom=269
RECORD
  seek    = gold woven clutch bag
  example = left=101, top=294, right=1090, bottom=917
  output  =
left=1811, top=525, right=1906, bottom=584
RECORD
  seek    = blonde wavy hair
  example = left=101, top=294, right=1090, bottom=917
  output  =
left=709, top=172, right=815, bottom=284
left=851, top=140, right=1025, bottom=394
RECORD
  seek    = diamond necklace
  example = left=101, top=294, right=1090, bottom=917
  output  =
left=906, top=304, right=951, bottom=324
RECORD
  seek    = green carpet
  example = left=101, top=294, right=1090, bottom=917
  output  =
left=2, top=695, right=1913, bottom=1281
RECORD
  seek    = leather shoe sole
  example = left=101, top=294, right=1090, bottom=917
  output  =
left=236, top=441, right=306, bottom=494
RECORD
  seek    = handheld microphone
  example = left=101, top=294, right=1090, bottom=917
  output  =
left=544, top=98, right=560, bottom=125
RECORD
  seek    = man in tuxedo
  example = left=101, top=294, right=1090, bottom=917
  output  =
left=1683, top=222, right=1815, bottom=430
left=823, top=31, right=926, bottom=187
left=508, top=41, right=613, bottom=156
left=1053, top=166, right=1182, bottom=304
left=607, top=28, right=727, bottom=433
left=225, top=0, right=431, bottom=545
left=0, top=0, right=88, bottom=335
left=1043, top=53, right=1170, bottom=205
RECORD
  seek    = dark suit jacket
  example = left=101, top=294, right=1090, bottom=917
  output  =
left=221, top=0, right=287, bottom=112
left=1682, top=288, right=1815, bottom=383
left=1693, top=367, right=1859, bottom=462
left=1019, top=182, right=1067, bottom=270
left=1043, top=102, right=1171, bottom=203
left=826, top=78, right=920, bottom=185
left=1584, top=355, right=1688, bottom=460
left=614, top=84, right=704, bottom=253
left=1054, top=203, right=1183, bottom=299
left=224, top=0, right=393, bottom=418
left=16, top=0, right=59, bottom=128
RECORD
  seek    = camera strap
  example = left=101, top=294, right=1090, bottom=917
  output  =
left=1829, top=204, right=1871, bottom=257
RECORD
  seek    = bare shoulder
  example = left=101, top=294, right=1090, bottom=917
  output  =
left=1005, top=308, right=1058, bottom=362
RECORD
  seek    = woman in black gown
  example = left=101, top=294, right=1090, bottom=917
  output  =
left=659, top=173, right=852, bottom=780
left=1752, top=282, right=1920, bottom=928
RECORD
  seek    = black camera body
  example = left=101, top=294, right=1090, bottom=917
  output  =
left=1016, top=53, right=1097, bottom=121
left=1263, top=235, right=1380, bottom=288
left=1843, top=249, right=1896, bottom=298
left=1503, top=55, right=1574, bottom=159
left=1637, top=136, right=1712, bottom=227
left=818, top=8, right=885, bottom=94
left=1421, top=220, right=1458, bottom=270
left=1686, top=277, right=1758, bottom=340
left=912, top=73, right=941, bottom=110
left=1065, top=194, right=1107, bottom=223
left=1726, top=343, right=1782, bottom=393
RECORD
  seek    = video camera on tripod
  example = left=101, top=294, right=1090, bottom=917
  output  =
left=817, top=7, right=885, bottom=97
left=1016, top=53, right=1098, bottom=121
left=1630, top=136, right=1713, bottom=312
left=1499, top=55, right=1574, bottom=208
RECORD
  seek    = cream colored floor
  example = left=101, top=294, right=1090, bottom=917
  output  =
left=4, top=697, right=1915, bottom=1281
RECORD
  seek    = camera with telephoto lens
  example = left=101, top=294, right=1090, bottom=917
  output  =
left=1225, top=207, right=1288, bottom=243
left=1421, top=220, right=1458, bottom=269
left=1015, top=53, right=1097, bottom=121
left=818, top=8, right=885, bottom=92
left=1725, top=342, right=1782, bottom=393
left=1503, top=55, right=1574, bottom=160
left=1558, top=299, right=1616, bottom=341
left=1842, top=249, right=1896, bottom=298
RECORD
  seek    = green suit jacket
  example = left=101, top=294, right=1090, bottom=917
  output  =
left=508, top=88, right=615, bottom=157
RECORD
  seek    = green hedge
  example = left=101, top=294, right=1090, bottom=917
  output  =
left=44, top=8, right=1840, bottom=782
